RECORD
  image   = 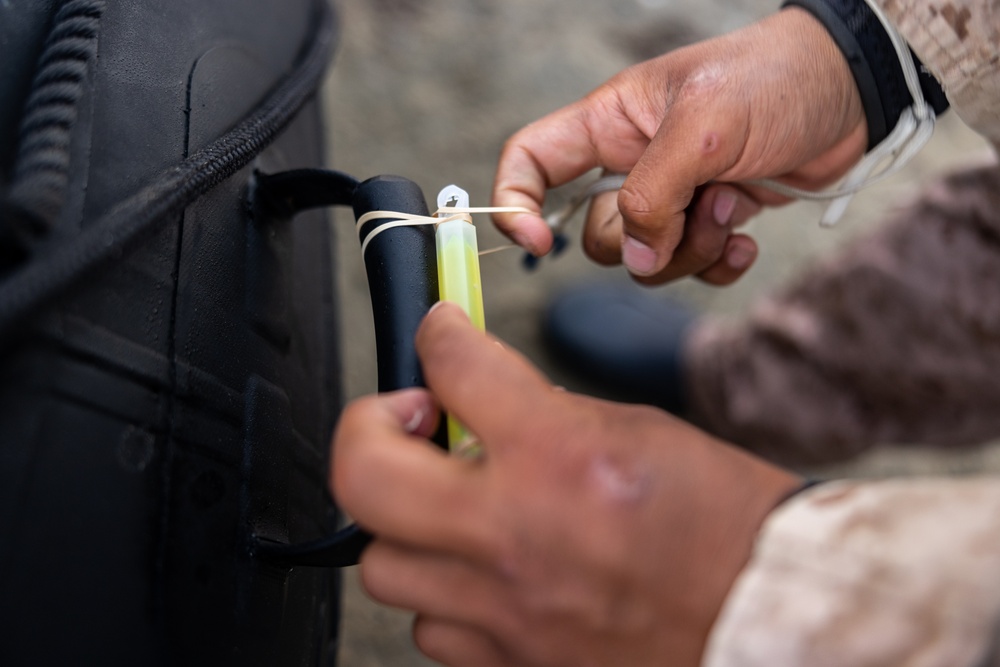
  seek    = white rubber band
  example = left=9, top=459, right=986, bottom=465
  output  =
left=357, top=205, right=534, bottom=259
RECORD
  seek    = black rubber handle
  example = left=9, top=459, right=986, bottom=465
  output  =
left=353, top=175, right=439, bottom=393
left=255, top=173, right=444, bottom=568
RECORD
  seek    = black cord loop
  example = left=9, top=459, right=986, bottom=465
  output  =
left=0, top=0, right=106, bottom=269
left=0, top=0, right=338, bottom=345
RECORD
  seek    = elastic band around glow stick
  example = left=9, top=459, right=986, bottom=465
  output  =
left=357, top=206, right=534, bottom=258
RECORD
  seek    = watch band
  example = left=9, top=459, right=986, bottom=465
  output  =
left=782, top=0, right=949, bottom=150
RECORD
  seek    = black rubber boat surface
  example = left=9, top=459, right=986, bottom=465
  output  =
left=0, top=1, right=343, bottom=664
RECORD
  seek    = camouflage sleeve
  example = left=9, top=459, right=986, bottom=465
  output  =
left=878, top=0, right=1000, bottom=148
left=702, top=478, right=1000, bottom=667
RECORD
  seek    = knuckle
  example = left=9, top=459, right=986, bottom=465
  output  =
left=617, top=182, right=657, bottom=233
left=679, top=63, right=729, bottom=101
left=499, top=128, right=531, bottom=162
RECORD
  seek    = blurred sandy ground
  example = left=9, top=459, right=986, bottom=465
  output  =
left=321, top=0, right=995, bottom=664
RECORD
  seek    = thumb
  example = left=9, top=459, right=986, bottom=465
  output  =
left=416, top=302, right=554, bottom=452
left=618, top=60, right=749, bottom=278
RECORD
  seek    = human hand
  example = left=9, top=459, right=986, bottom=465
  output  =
left=331, top=302, right=802, bottom=667
left=492, top=7, right=866, bottom=285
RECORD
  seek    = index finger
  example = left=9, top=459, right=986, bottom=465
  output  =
left=331, top=388, right=498, bottom=561
left=491, top=102, right=598, bottom=257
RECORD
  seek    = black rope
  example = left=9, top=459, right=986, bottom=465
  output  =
left=0, top=0, right=106, bottom=269
left=0, top=0, right=338, bottom=345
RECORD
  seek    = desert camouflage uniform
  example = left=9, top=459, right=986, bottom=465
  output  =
left=696, top=1, right=1000, bottom=664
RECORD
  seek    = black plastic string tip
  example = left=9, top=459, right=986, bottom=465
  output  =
left=552, top=233, right=569, bottom=257
left=522, top=252, right=539, bottom=271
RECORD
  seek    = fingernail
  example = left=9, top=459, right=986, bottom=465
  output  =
left=727, top=243, right=754, bottom=269
left=403, top=407, right=426, bottom=434
left=713, top=191, right=737, bottom=226
left=622, top=236, right=658, bottom=276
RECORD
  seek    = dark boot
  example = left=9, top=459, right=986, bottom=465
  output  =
left=543, top=282, right=696, bottom=415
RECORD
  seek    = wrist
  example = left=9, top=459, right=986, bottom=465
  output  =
left=687, top=441, right=803, bottom=662
left=780, top=0, right=948, bottom=150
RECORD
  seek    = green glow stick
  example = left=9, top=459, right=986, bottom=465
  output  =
left=435, top=185, right=484, bottom=456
